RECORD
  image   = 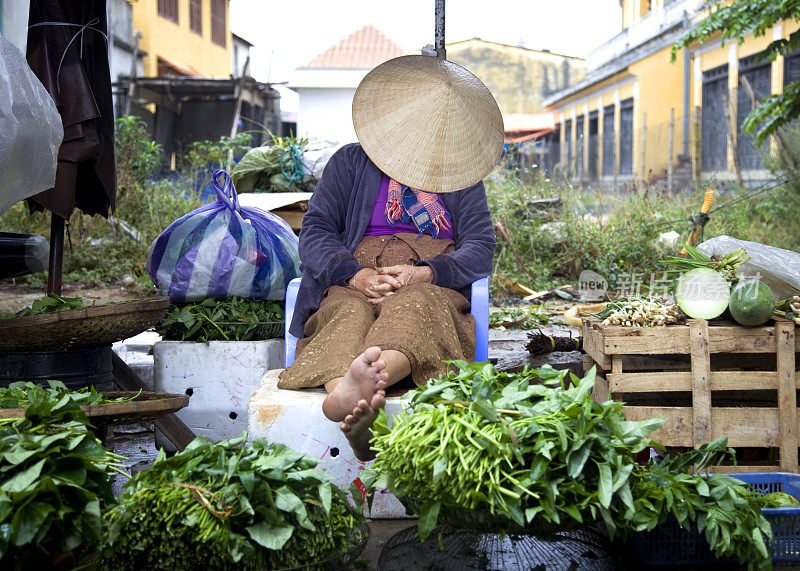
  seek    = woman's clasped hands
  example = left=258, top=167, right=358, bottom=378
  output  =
left=348, top=265, right=434, bottom=304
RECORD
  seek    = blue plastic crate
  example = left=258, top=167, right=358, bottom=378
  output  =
left=627, top=472, right=800, bottom=566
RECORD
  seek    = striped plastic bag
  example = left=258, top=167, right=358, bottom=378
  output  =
left=146, top=170, right=300, bottom=302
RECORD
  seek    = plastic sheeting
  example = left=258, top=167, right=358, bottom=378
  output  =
left=698, top=235, right=800, bottom=301
left=0, top=35, right=62, bottom=216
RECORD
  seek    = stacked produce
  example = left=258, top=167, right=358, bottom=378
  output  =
left=0, top=387, right=126, bottom=569
left=362, top=361, right=773, bottom=570
left=102, top=436, right=365, bottom=571
left=661, top=243, right=776, bottom=326
left=230, top=134, right=312, bottom=193
left=156, top=297, right=284, bottom=342
left=596, top=297, right=683, bottom=327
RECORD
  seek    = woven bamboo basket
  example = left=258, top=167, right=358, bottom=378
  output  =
left=0, top=298, right=169, bottom=351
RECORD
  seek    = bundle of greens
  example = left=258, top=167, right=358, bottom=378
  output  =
left=660, top=242, right=750, bottom=282
left=362, top=361, right=772, bottom=570
left=776, top=296, right=800, bottom=326
left=0, top=293, right=88, bottom=319
left=488, top=305, right=550, bottom=329
left=102, top=436, right=364, bottom=571
left=230, top=134, right=311, bottom=193
left=155, top=297, right=284, bottom=342
left=0, top=380, right=135, bottom=410
left=0, top=392, right=126, bottom=569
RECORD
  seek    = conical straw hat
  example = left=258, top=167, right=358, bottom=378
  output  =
left=352, top=55, right=504, bottom=193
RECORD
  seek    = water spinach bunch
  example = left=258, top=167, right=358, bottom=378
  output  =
left=102, top=435, right=364, bottom=571
left=363, top=361, right=772, bottom=570
left=0, top=393, right=126, bottom=570
left=0, top=380, right=136, bottom=410
left=156, top=297, right=284, bottom=342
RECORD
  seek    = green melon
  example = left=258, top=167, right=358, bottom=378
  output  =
left=729, top=279, right=775, bottom=327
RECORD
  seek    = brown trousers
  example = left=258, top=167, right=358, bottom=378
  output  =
left=277, top=234, right=476, bottom=389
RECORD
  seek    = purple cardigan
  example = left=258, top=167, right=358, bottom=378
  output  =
left=290, top=143, right=496, bottom=338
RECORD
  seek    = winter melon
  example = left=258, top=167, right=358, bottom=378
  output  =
left=729, top=279, right=775, bottom=327
left=674, top=268, right=730, bottom=319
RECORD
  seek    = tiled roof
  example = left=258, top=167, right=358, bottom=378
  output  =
left=300, top=24, right=406, bottom=70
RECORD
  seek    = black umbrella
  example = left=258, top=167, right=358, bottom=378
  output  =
left=25, top=0, right=116, bottom=293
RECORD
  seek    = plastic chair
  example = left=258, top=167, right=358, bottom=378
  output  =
left=284, top=276, right=490, bottom=368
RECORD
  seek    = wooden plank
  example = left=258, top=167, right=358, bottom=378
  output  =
left=600, top=322, right=780, bottom=355
left=776, top=321, right=798, bottom=472
left=581, top=320, right=611, bottom=370
left=690, top=320, right=712, bottom=447
left=704, top=465, right=784, bottom=474
left=623, top=406, right=780, bottom=447
left=112, top=352, right=196, bottom=451
left=609, top=371, right=780, bottom=392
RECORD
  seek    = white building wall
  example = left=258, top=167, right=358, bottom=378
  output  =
left=296, top=87, right=358, bottom=145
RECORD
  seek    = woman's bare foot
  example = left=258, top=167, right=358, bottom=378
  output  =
left=322, top=347, right=387, bottom=422
left=340, top=390, right=386, bottom=461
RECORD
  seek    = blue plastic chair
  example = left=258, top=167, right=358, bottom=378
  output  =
left=284, top=276, right=490, bottom=368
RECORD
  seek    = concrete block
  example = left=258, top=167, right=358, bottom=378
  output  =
left=153, top=340, right=284, bottom=449
left=248, top=369, right=411, bottom=519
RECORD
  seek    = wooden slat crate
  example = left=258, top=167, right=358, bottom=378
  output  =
left=582, top=316, right=799, bottom=472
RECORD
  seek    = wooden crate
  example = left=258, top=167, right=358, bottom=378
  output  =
left=582, top=317, right=800, bottom=472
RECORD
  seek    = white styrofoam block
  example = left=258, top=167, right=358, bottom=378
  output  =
left=154, top=340, right=284, bottom=445
left=248, top=369, right=411, bottom=519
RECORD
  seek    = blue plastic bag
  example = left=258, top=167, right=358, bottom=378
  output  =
left=147, top=170, right=300, bottom=302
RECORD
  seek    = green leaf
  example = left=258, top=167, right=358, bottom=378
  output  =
left=597, top=462, right=612, bottom=509
left=418, top=500, right=441, bottom=542
left=11, top=502, right=53, bottom=547
left=318, top=483, right=332, bottom=515
left=245, top=520, right=295, bottom=550
left=432, top=457, right=448, bottom=486
left=2, top=459, right=46, bottom=493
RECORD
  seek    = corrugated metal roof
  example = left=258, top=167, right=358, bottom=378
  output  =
left=299, top=24, right=406, bottom=70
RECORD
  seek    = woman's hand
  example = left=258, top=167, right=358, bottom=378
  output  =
left=378, top=265, right=434, bottom=288
left=348, top=268, right=403, bottom=303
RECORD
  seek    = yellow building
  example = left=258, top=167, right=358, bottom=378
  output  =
left=545, top=0, right=799, bottom=186
left=132, top=0, right=232, bottom=78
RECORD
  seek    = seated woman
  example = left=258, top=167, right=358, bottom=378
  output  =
left=278, top=55, right=503, bottom=460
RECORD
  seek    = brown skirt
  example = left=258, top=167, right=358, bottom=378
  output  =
left=277, top=233, right=476, bottom=389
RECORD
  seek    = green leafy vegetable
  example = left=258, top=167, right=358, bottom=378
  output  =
left=102, top=435, right=364, bottom=570
left=230, top=134, right=311, bottom=193
left=488, top=305, right=550, bottom=329
left=0, top=380, right=136, bottom=411
left=362, top=361, right=773, bottom=570
left=0, top=390, right=126, bottom=569
left=0, top=293, right=89, bottom=319
left=155, top=297, right=284, bottom=343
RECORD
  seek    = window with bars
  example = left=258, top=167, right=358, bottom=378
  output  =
left=737, top=54, right=771, bottom=170
left=701, top=64, right=729, bottom=172
left=564, top=120, right=572, bottom=168
left=602, top=105, right=615, bottom=177
left=158, top=0, right=179, bottom=23
left=619, top=99, right=634, bottom=175
left=190, top=0, right=202, bottom=35
left=211, top=0, right=226, bottom=47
